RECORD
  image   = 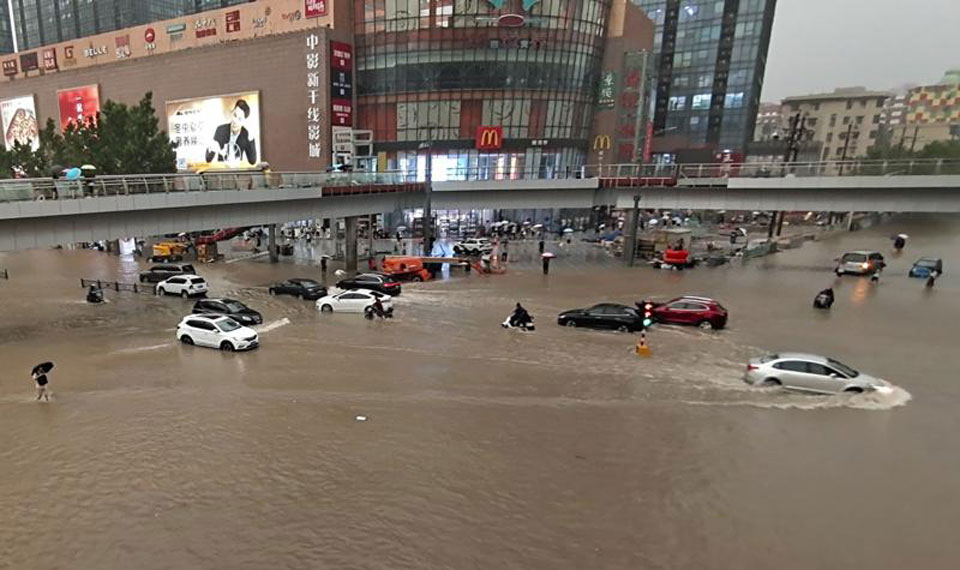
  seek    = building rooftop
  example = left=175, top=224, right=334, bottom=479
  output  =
left=783, top=87, right=892, bottom=103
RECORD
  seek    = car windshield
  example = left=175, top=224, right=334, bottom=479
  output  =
left=827, top=358, right=859, bottom=378
left=298, top=280, right=321, bottom=288
left=916, top=259, right=938, bottom=268
left=842, top=253, right=867, bottom=263
left=216, top=319, right=242, bottom=332
left=224, top=301, right=248, bottom=312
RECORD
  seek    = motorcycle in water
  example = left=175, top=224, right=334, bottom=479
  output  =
left=86, top=286, right=104, bottom=304
left=364, top=305, right=394, bottom=320
left=813, top=289, right=834, bottom=309
left=501, top=314, right=535, bottom=331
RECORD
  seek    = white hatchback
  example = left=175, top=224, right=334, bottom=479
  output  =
left=157, top=274, right=208, bottom=298
left=316, top=289, right=393, bottom=313
left=176, top=315, right=259, bottom=351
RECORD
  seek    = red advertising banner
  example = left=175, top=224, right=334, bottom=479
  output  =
left=643, top=120, right=653, bottom=162
left=305, top=0, right=328, bottom=19
left=226, top=10, right=241, bottom=33
left=330, top=41, right=352, bottom=71
left=331, top=99, right=353, bottom=127
left=57, top=85, right=101, bottom=130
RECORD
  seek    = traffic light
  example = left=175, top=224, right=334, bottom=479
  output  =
left=642, top=302, right=654, bottom=329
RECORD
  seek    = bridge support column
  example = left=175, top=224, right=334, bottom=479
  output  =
left=846, top=211, right=856, bottom=231
left=767, top=211, right=777, bottom=239
left=624, top=194, right=640, bottom=266
left=268, top=224, right=278, bottom=263
left=776, top=211, right=785, bottom=237
left=345, top=216, right=359, bottom=274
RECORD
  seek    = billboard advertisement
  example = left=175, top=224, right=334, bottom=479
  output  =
left=166, top=91, right=261, bottom=171
left=0, top=96, right=40, bottom=151
left=57, top=85, right=101, bottom=130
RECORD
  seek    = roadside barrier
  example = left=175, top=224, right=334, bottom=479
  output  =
left=80, top=278, right=152, bottom=294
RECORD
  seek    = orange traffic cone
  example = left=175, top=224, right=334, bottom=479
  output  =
left=635, top=331, right=652, bottom=357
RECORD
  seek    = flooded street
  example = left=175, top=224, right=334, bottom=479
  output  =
left=1, top=215, right=959, bottom=569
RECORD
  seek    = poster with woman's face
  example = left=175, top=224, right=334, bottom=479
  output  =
left=166, top=92, right=261, bottom=171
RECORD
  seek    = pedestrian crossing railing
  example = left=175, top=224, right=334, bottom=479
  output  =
left=80, top=278, right=153, bottom=294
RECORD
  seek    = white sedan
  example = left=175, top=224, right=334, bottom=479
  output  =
left=157, top=274, right=208, bottom=298
left=316, top=289, right=392, bottom=313
left=176, top=315, right=259, bottom=351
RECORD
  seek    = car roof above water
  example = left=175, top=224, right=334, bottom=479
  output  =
left=772, top=352, right=829, bottom=363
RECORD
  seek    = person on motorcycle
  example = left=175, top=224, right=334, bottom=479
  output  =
left=86, top=285, right=104, bottom=304
left=510, top=303, right=532, bottom=327
left=813, top=287, right=834, bottom=309
left=372, top=296, right=386, bottom=319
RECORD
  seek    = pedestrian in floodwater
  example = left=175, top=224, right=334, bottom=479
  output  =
left=33, top=371, right=49, bottom=401
left=871, top=267, right=882, bottom=283
left=926, top=269, right=940, bottom=288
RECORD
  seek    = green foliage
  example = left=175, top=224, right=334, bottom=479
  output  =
left=0, top=91, right=176, bottom=178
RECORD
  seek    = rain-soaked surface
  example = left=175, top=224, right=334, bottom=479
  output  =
left=1, top=214, right=958, bottom=569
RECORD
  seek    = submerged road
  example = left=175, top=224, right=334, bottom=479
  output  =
left=0, top=214, right=958, bottom=569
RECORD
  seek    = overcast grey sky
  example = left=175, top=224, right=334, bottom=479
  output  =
left=761, top=0, right=960, bottom=102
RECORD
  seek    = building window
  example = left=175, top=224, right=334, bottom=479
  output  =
left=846, top=101, right=853, bottom=110
left=859, top=100, right=867, bottom=108
left=872, top=114, right=881, bottom=124
left=692, top=94, right=712, bottom=110
left=823, top=147, right=831, bottom=160
left=829, top=114, right=837, bottom=127
left=826, top=132, right=833, bottom=142
left=855, top=116, right=864, bottom=125
left=836, top=147, right=844, bottom=156
left=723, top=92, right=744, bottom=109
left=843, top=116, right=850, bottom=125
left=806, top=117, right=818, bottom=127
left=668, top=96, right=687, bottom=111
left=869, top=130, right=878, bottom=139
left=813, top=103, right=820, bottom=111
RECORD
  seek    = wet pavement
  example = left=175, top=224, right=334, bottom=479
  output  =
left=1, top=214, right=958, bottom=569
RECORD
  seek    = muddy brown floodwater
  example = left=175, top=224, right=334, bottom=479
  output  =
left=1, top=214, right=959, bottom=569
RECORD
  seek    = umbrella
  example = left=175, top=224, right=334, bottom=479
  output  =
left=541, top=252, right=556, bottom=259
left=897, top=233, right=909, bottom=239
left=31, top=362, right=54, bottom=375
left=532, top=224, right=543, bottom=229
left=63, top=167, right=82, bottom=181
left=562, top=228, right=575, bottom=234
left=80, top=164, right=97, bottom=170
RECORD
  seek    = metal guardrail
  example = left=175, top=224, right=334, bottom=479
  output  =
left=80, top=278, right=152, bottom=294
left=2, top=158, right=958, bottom=205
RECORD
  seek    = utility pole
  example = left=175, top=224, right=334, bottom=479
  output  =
left=625, top=194, right=641, bottom=266
left=838, top=123, right=854, bottom=175
left=909, top=125, right=920, bottom=153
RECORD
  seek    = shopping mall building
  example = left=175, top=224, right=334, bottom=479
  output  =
left=0, top=0, right=654, bottom=182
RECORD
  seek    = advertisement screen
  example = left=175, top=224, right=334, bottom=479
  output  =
left=166, top=92, right=261, bottom=171
left=57, top=85, right=101, bottom=130
left=0, top=96, right=40, bottom=151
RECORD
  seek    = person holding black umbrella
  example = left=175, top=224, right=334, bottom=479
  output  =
left=31, top=362, right=53, bottom=401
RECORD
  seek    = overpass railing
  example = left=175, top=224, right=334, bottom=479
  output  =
left=676, top=159, right=960, bottom=179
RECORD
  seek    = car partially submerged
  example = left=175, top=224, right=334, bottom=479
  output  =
left=908, top=257, right=943, bottom=278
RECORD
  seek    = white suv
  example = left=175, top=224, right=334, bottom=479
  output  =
left=157, top=275, right=208, bottom=298
left=453, top=238, right=494, bottom=256
left=176, top=315, right=259, bottom=352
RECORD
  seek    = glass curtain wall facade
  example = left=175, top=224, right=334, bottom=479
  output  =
left=635, top=0, right=776, bottom=154
left=354, top=0, right=612, bottom=180
left=9, top=0, right=250, bottom=51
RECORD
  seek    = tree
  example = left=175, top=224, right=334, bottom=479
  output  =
left=1, top=92, right=177, bottom=178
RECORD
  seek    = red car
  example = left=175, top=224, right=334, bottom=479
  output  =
left=645, top=296, right=728, bottom=330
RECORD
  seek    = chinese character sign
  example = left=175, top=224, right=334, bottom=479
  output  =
left=305, top=0, right=328, bottom=18
left=305, top=33, right=324, bottom=160
left=165, top=91, right=261, bottom=171
left=597, top=71, right=616, bottom=109
left=57, top=85, right=101, bottom=130
left=329, top=41, right=353, bottom=127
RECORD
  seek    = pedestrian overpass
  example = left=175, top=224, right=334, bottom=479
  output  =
left=1, top=159, right=958, bottom=251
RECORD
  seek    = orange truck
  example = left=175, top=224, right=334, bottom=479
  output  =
left=380, top=256, right=432, bottom=282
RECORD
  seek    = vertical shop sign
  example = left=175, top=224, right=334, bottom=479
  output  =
left=329, top=41, right=353, bottom=128
left=305, top=33, right=322, bottom=159
left=305, top=0, right=328, bottom=18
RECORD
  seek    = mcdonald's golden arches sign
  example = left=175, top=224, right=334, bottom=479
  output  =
left=475, top=126, right=503, bottom=150
left=593, top=135, right=611, bottom=151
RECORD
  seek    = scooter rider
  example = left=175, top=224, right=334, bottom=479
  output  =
left=510, top=303, right=533, bottom=327
left=813, top=287, right=834, bottom=309
left=86, top=284, right=104, bottom=304
left=372, top=295, right=386, bottom=318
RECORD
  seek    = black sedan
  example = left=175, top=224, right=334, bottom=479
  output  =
left=336, top=273, right=402, bottom=296
left=269, top=278, right=327, bottom=300
left=192, top=298, right=263, bottom=326
left=557, top=303, right=643, bottom=332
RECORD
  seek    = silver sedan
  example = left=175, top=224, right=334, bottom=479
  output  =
left=744, top=353, right=892, bottom=395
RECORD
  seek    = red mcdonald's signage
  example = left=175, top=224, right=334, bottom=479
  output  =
left=475, top=125, right=503, bottom=150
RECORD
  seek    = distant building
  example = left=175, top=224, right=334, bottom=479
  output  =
left=753, top=102, right=782, bottom=142
left=881, top=70, right=960, bottom=152
left=634, top=0, right=778, bottom=162
left=780, top=87, right=890, bottom=160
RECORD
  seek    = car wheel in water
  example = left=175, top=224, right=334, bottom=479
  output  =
left=220, top=341, right=235, bottom=352
left=565, top=320, right=577, bottom=327
left=181, top=290, right=188, bottom=298
left=411, top=275, right=422, bottom=282
left=617, top=325, right=629, bottom=332
left=321, top=304, right=333, bottom=313
left=698, top=320, right=714, bottom=330
left=157, top=287, right=165, bottom=296
left=180, top=335, right=193, bottom=345
left=139, top=275, right=147, bottom=283
left=269, top=288, right=275, bottom=295
left=761, top=378, right=781, bottom=387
